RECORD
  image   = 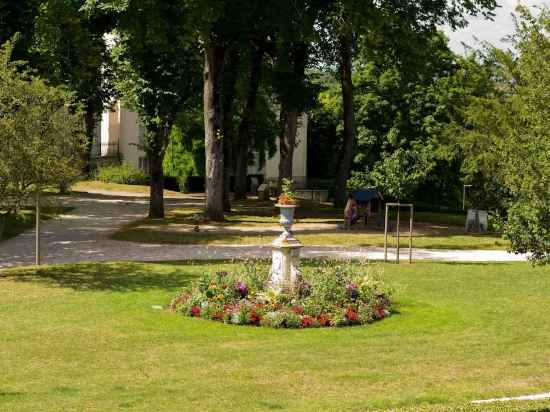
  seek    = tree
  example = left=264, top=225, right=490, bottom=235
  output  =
left=233, top=36, right=266, bottom=200
left=107, top=0, right=200, bottom=218
left=32, top=0, right=113, bottom=170
left=189, top=0, right=274, bottom=220
left=270, top=0, right=321, bottom=188
left=325, top=0, right=497, bottom=207
left=500, top=6, right=550, bottom=264
left=310, top=31, right=461, bottom=204
left=0, top=41, right=86, bottom=263
left=0, top=0, right=42, bottom=60
left=440, top=6, right=549, bottom=263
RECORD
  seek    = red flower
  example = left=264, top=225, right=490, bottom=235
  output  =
left=345, top=307, right=359, bottom=322
left=374, top=306, right=386, bottom=319
left=212, top=311, right=224, bottom=321
left=249, top=311, right=262, bottom=325
left=291, top=305, right=305, bottom=315
left=318, top=314, right=332, bottom=327
left=190, top=306, right=201, bottom=317
left=301, top=315, right=315, bottom=328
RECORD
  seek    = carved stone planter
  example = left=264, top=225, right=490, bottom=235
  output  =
left=269, top=204, right=302, bottom=292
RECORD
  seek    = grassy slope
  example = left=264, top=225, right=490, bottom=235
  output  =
left=1, top=261, right=549, bottom=411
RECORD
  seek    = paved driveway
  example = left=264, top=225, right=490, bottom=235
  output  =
left=0, top=194, right=527, bottom=269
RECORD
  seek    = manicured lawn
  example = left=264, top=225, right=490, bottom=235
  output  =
left=0, top=206, right=69, bottom=241
left=112, top=201, right=508, bottom=250
left=113, top=228, right=508, bottom=250
left=71, top=180, right=183, bottom=196
left=1, top=261, right=549, bottom=411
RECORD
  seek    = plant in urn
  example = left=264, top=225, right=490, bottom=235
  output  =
left=269, top=179, right=302, bottom=292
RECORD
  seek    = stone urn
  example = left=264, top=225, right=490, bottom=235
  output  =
left=269, top=204, right=302, bottom=292
left=277, top=204, right=296, bottom=236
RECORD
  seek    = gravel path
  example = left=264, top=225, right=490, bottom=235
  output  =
left=0, top=194, right=527, bottom=269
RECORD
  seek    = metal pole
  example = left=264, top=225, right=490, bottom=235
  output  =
left=384, top=203, right=388, bottom=262
left=35, top=190, right=41, bottom=266
left=409, top=204, right=414, bottom=264
left=396, top=204, right=400, bottom=264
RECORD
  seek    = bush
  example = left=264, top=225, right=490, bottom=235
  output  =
left=96, top=164, right=149, bottom=185
left=170, top=260, right=393, bottom=329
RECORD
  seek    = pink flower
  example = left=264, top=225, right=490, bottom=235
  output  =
left=191, top=306, right=201, bottom=317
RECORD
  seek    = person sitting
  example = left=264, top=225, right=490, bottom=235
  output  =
left=344, top=193, right=358, bottom=229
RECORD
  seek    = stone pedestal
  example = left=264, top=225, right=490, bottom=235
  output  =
left=268, top=205, right=302, bottom=292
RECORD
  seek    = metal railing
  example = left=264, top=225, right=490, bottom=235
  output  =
left=91, top=142, right=120, bottom=159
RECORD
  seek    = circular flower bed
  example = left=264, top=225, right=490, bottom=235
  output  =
left=170, top=260, right=393, bottom=328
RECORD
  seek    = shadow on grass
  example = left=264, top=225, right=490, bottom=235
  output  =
left=0, top=261, right=199, bottom=292
left=1, top=206, right=74, bottom=242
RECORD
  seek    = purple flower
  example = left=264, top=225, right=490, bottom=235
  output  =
left=299, top=281, right=312, bottom=297
left=346, top=282, right=359, bottom=299
left=235, top=281, right=248, bottom=298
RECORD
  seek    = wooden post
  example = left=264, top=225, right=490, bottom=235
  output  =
left=396, top=204, right=400, bottom=264
left=384, top=203, right=389, bottom=262
left=409, top=204, right=414, bottom=263
left=35, top=190, right=41, bottom=266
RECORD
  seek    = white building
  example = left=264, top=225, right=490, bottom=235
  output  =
left=93, top=103, right=308, bottom=187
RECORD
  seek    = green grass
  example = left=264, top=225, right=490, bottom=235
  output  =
left=71, top=180, right=183, bottom=196
left=113, top=229, right=508, bottom=250
left=1, top=261, right=550, bottom=411
left=0, top=207, right=69, bottom=241
left=112, top=200, right=507, bottom=250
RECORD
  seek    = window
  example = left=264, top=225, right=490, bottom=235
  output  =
left=138, top=156, right=149, bottom=172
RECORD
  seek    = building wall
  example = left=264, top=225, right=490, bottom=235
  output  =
left=118, top=107, right=145, bottom=169
left=249, top=113, right=308, bottom=187
left=99, top=104, right=308, bottom=185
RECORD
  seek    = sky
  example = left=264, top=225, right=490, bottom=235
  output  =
left=444, top=0, right=550, bottom=53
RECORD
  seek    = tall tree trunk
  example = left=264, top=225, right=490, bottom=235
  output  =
left=235, top=43, right=263, bottom=200
left=334, top=33, right=356, bottom=208
left=83, top=106, right=97, bottom=176
left=204, top=44, right=226, bottom=221
left=148, top=126, right=168, bottom=219
left=222, top=128, right=233, bottom=212
left=278, top=43, right=306, bottom=189
left=278, top=108, right=298, bottom=188
left=222, top=50, right=239, bottom=212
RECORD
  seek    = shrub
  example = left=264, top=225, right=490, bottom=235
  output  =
left=170, top=260, right=393, bottom=329
left=96, top=164, right=149, bottom=185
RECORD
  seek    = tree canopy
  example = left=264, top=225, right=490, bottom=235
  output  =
left=0, top=41, right=86, bottom=212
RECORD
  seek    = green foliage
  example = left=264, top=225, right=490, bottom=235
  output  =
left=0, top=40, right=86, bottom=213
left=162, top=100, right=205, bottom=181
left=505, top=200, right=549, bottom=264
left=444, top=6, right=550, bottom=263
left=0, top=0, right=42, bottom=60
left=311, top=32, right=461, bottom=203
left=95, top=164, right=148, bottom=185
left=107, top=0, right=201, bottom=150
left=32, top=0, right=112, bottom=134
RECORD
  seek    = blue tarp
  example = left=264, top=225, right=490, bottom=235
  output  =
left=352, top=188, right=381, bottom=203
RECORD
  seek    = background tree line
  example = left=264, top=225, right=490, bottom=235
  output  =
left=1, top=0, right=548, bottom=263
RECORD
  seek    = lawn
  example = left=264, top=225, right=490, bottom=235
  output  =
left=1, top=261, right=549, bottom=411
left=112, top=203, right=507, bottom=250
left=71, top=180, right=183, bottom=197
